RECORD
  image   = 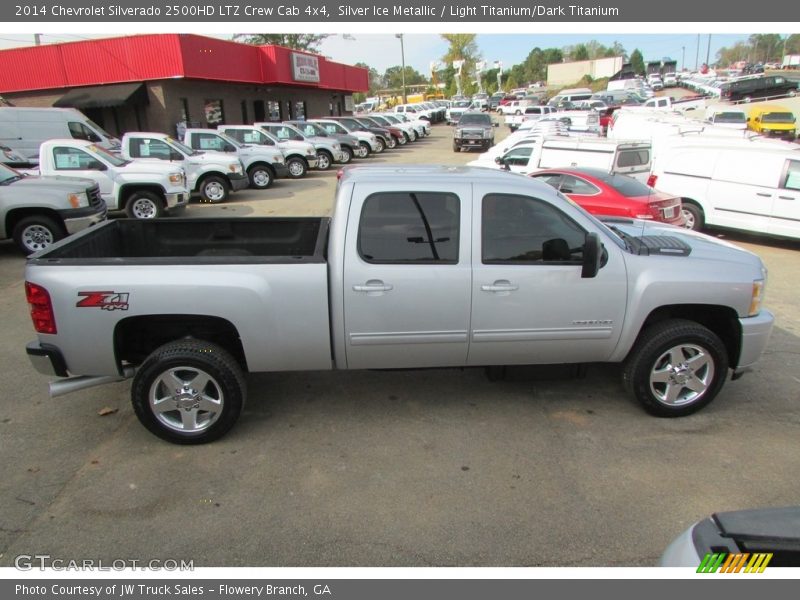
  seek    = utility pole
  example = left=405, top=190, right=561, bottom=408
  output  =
left=695, top=34, right=700, bottom=70
left=395, top=34, right=406, bottom=104
left=34, top=34, right=41, bottom=46
left=681, top=46, right=685, bottom=71
left=706, top=34, right=712, bottom=67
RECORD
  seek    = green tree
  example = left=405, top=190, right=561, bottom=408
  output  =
left=383, top=65, right=427, bottom=90
left=572, top=44, right=590, bottom=61
left=748, top=34, right=783, bottom=62
left=233, top=34, right=330, bottom=52
left=786, top=34, right=800, bottom=55
left=629, top=48, right=645, bottom=75
left=505, top=72, right=520, bottom=92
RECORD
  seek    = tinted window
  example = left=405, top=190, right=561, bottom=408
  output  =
left=458, top=113, right=491, bottom=126
left=616, top=149, right=650, bottom=169
left=783, top=160, right=800, bottom=192
left=503, top=147, right=533, bottom=166
left=358, top=192, right=460, bottom=264
left=602, top=173, right=653, bottom=197
left=68, top=122, right=101, bottom=142
left=558, top=175, right=600, bottom=195
left=482, top=194, right=585, bottom=264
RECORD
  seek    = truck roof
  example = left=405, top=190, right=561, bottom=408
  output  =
left=338, top=164, right=534, bottom=185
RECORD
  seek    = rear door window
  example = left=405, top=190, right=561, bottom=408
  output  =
left=616, top=149, right=650, bottom=169
left=358, top=192, right=460, bottom=264
left=783, top=160, right=800, bottom=191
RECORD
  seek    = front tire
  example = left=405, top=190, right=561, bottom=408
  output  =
left=12, top=215, right=65, bottom=255
left=248, top=164, right=274, bottom=189
left=623, top=319, right=728, bottom=417
left=286, top=157, right=308, bottom=179
left=374, top=137, right=386, bottom=153
left=316, top=150, right=333, bottom=170
left=126, top=191, right=165, bottom=219
left=199, top=175, right=229, bottom=204
left=359, top=142, right=372, bottom=157
left=131, top=340, right=246, bottom=444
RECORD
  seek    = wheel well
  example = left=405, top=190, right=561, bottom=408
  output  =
left=638, top=305, right=742, bottom=367
left=120, top=185, right=165, bottom=208
left=285, top=154, right=308, bottom=164
left=247, top=162, right=275, bottom=175
left=4, top=208, right=63, bottom=238
left=114, top=315, right=247, bottom=372
left=196, top=171, right=228, bottom=191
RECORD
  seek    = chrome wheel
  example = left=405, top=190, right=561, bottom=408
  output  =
left=20, top=223, right=55, bottom=253
left=130, top=196, right=159, bottom=219
left=681, top=207, right=695, bottom=229
left=649, top=344, right=715, bottom=407
left=287, top=158, right=307, bottom=178
left=316, top=151, right=331, bottom=170
left=149, top=367, right=224, bottom=434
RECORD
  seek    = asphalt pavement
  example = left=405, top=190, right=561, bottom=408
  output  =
left=1, top=118, right=799, bottom=567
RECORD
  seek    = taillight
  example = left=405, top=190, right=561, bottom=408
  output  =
left=336, top=168, right=344, bottom=180
left=647, top=174, right=658, bottom=188
left=25, top=282, right=57, bottom=334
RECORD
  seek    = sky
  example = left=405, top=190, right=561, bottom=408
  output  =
left=0, top=32, right=754, bottom=75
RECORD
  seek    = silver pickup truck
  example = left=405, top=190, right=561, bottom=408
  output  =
left=24, top=166, right=774, bottom=444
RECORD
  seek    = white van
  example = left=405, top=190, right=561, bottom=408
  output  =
left=0, top=107, right=120, bottom=165
left=483, top=137, right=652, bottom=181
left=649, top=145, right=800, bottom=238
left=548, top=87, right=593, bottom=108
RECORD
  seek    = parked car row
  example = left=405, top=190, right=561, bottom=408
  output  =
left=0, top=106, right=438, bottom=254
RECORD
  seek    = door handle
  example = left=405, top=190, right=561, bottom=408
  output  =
left=481, top=280, right=519, bottom=293
left=755, top=192, right=771, bottom=197
left=353, top=280, right=393, bottom=293
left=778, top=196, right=795, bottom=201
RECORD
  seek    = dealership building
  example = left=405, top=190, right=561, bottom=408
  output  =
left=0, top=34, right=369, bottom=137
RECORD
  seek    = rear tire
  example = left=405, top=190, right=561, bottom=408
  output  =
left=131, top=339, right=246, bottom=445
left=623, top=319, right=728, bottom=417
left=681, top=202, right=704, bottom=231
left=12, top=215, right=65, bottom=255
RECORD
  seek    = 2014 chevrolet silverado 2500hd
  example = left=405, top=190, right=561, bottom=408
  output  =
left=24, top=166, right=774, bottom=444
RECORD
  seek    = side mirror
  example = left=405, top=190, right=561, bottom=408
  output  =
left=494, top=156, right=504, bottom=165
left=223, top=144, right=236, bottom=152
left=89, top=160, right=107, bottom=171
left=581, top=232, right=603, bottom=279
left=169, top=151, right=183, bottom=161
left=494, top=122, right=499, bottom=128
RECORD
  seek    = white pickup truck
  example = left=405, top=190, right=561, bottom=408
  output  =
left=24, top=166, right=773, bottom=444
left=120, top=133, right=249, bottom=204
left=182, top=129, right=288, bottom=190
left=34, top=139, right=190, bottom=219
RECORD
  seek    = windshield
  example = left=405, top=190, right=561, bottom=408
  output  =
left=762, top=112, right=796, bottom=124
left=593, top=172, right=653, bottom=197
left=453, top=101, right=471, bottom=108
left=217, top=132, right=244, bottom=148
left=0, top=162, right=22, bottom=184
left=86, top=118, right=115, bottom=140
left=712, top=112, right=746, bottom=123
left=458, top=113, right=491, bottom=126
left=89, top=145, right=129, bottom=166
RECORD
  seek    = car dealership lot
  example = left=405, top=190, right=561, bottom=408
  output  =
left=1, top=121, right=799, bottom=567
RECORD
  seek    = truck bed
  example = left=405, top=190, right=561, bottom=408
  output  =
left=29, top=217, right=330, bottom=264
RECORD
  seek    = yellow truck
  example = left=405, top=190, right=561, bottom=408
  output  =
left=747, top=104, right=797, bottom=140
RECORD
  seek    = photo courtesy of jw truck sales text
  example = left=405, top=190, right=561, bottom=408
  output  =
left=0, top=23, right=799, bottom=578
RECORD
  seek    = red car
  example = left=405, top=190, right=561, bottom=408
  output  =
left=529, top=167, right=685, bottom=226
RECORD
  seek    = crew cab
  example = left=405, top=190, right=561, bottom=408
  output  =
left=121, top=132, right=248, bottom=204
left=182, top=129, right=288, bottom=189
left=0, top=162, right=106, bottom=254
left=34, top=139, right=189, bottom=219
left=25, top=166, right=773, bottom=444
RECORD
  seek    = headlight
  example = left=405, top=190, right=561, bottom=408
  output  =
left=67, top=192, right=88, bottom=208
left=749, top=279, right=765, bottom=317
left=168, top=172, right=183, bottom=185
left=456, top=129, right=464, bottom=137
left=229, top=163, right=241, bottom=174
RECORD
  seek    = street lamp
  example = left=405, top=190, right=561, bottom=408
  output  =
left=395, top=34, right=407, bottom=104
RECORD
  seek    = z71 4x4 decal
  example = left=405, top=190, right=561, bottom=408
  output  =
left=76, top=291, right=130, bottom=311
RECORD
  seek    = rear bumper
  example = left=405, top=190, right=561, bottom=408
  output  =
left=228, top=172, right=249, bottom=191
left=736, top=309, right=775, bottom=370
left=27, top=341, right=68, bottom=377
